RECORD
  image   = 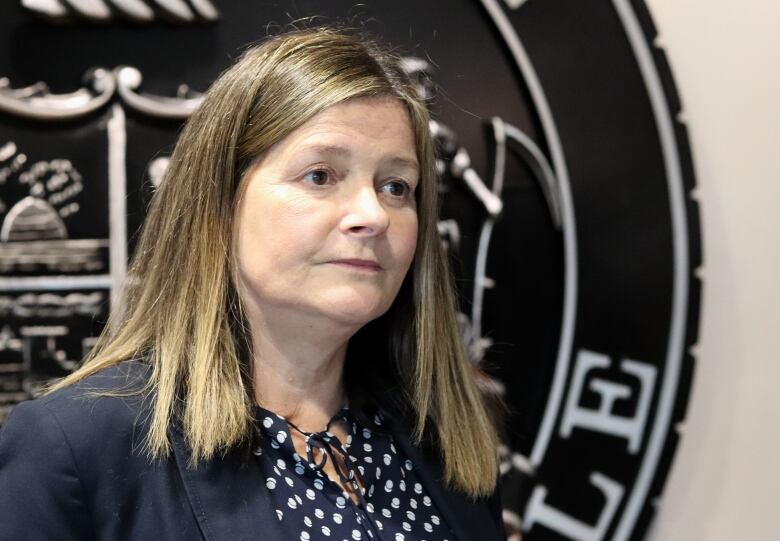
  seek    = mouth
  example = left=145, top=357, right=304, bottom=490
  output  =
left=328, top=259, right=383, bottom=272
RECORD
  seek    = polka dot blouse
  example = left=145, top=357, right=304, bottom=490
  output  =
left=252, top=403, right=453, bottom=541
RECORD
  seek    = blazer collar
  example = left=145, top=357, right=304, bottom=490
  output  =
left=170, top=415, right=504, bottom=541
left=170, top=423, right=278, bottom=541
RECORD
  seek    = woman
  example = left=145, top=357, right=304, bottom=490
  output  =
left=0, top=27, right=506, bottom=541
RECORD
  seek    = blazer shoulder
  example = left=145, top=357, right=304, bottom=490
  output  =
left=43, top=358, right=152, bottom=397
left=0, top=361, right=199, bottom=540
left=15, top=360, right=154, bottom=456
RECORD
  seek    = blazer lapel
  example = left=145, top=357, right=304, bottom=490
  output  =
left=392, top=427, right=506, bottom=541
left=170, top=424, right=275, bottom=541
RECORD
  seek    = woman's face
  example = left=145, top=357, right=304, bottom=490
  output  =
left=234, top=96, right=420, bottom=329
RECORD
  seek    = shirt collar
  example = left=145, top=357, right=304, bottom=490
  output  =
left=252, top=403, right=355, bottom=455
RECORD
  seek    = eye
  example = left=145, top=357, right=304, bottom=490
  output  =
left=380, top=179, right=413, bottom=199
left=302, top=168, right=332, bottom=186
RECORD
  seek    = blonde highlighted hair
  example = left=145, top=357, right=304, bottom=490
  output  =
left=49, top=26, right=500, bottom=498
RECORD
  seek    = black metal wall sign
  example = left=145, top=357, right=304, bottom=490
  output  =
left=0, top=1, right=700, bottom=539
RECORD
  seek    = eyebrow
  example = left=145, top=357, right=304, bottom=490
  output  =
left=301, top=144, right=419, bottom=172
left=302, top=144, right=351, bottom=158
left=385, top=155, right=420, bottom=172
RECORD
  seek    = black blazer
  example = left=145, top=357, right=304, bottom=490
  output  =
left=0, top=361, right=506, bottom=541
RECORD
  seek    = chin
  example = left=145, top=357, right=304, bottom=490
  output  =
left=321, top=296, right=392, bottom=327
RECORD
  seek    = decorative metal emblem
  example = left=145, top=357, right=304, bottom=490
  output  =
left=0, top=2, right=701, bottom=540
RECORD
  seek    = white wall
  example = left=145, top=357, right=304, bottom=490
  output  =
left=644, top=1, right=780, bottom=539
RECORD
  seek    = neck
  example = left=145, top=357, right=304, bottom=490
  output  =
left=246, top=305, right=358, bottom=433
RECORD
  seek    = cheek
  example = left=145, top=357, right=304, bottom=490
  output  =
left=238, top=188, right=322, bottom=261
left=393, top=213, right=419, bottom=270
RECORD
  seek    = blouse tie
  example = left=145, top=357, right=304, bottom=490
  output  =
left=289, top=421, right=381, bottom=538
left=298, top=428, right=365, bottom=502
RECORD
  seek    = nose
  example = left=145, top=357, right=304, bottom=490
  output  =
left=340, top=184, right=390, bottom=237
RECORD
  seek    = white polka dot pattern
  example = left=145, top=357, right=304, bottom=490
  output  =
left=252, top=403, right=453, bottom=540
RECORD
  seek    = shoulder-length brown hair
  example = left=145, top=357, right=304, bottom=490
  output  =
left=49, top=26, right=499, bottom=498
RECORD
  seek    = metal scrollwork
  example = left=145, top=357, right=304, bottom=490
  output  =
left=116, top=66, right=204, bottom=119
left=21, top=0, right=219, bottom=24
left=498, top=119, right=562, bottom=228
left=0, top=67, right=205, bottom=121
left=0, top=69, right=116, bottom=121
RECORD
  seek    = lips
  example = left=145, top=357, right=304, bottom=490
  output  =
left=329, top=258, right=383, bottom=271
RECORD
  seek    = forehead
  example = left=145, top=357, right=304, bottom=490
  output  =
left=280, top=96, right=417, bottom=156
left=241, top=96, right=421, bottom=184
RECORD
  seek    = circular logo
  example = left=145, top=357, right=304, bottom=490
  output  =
left=0, top=2, right=700, bottom=539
